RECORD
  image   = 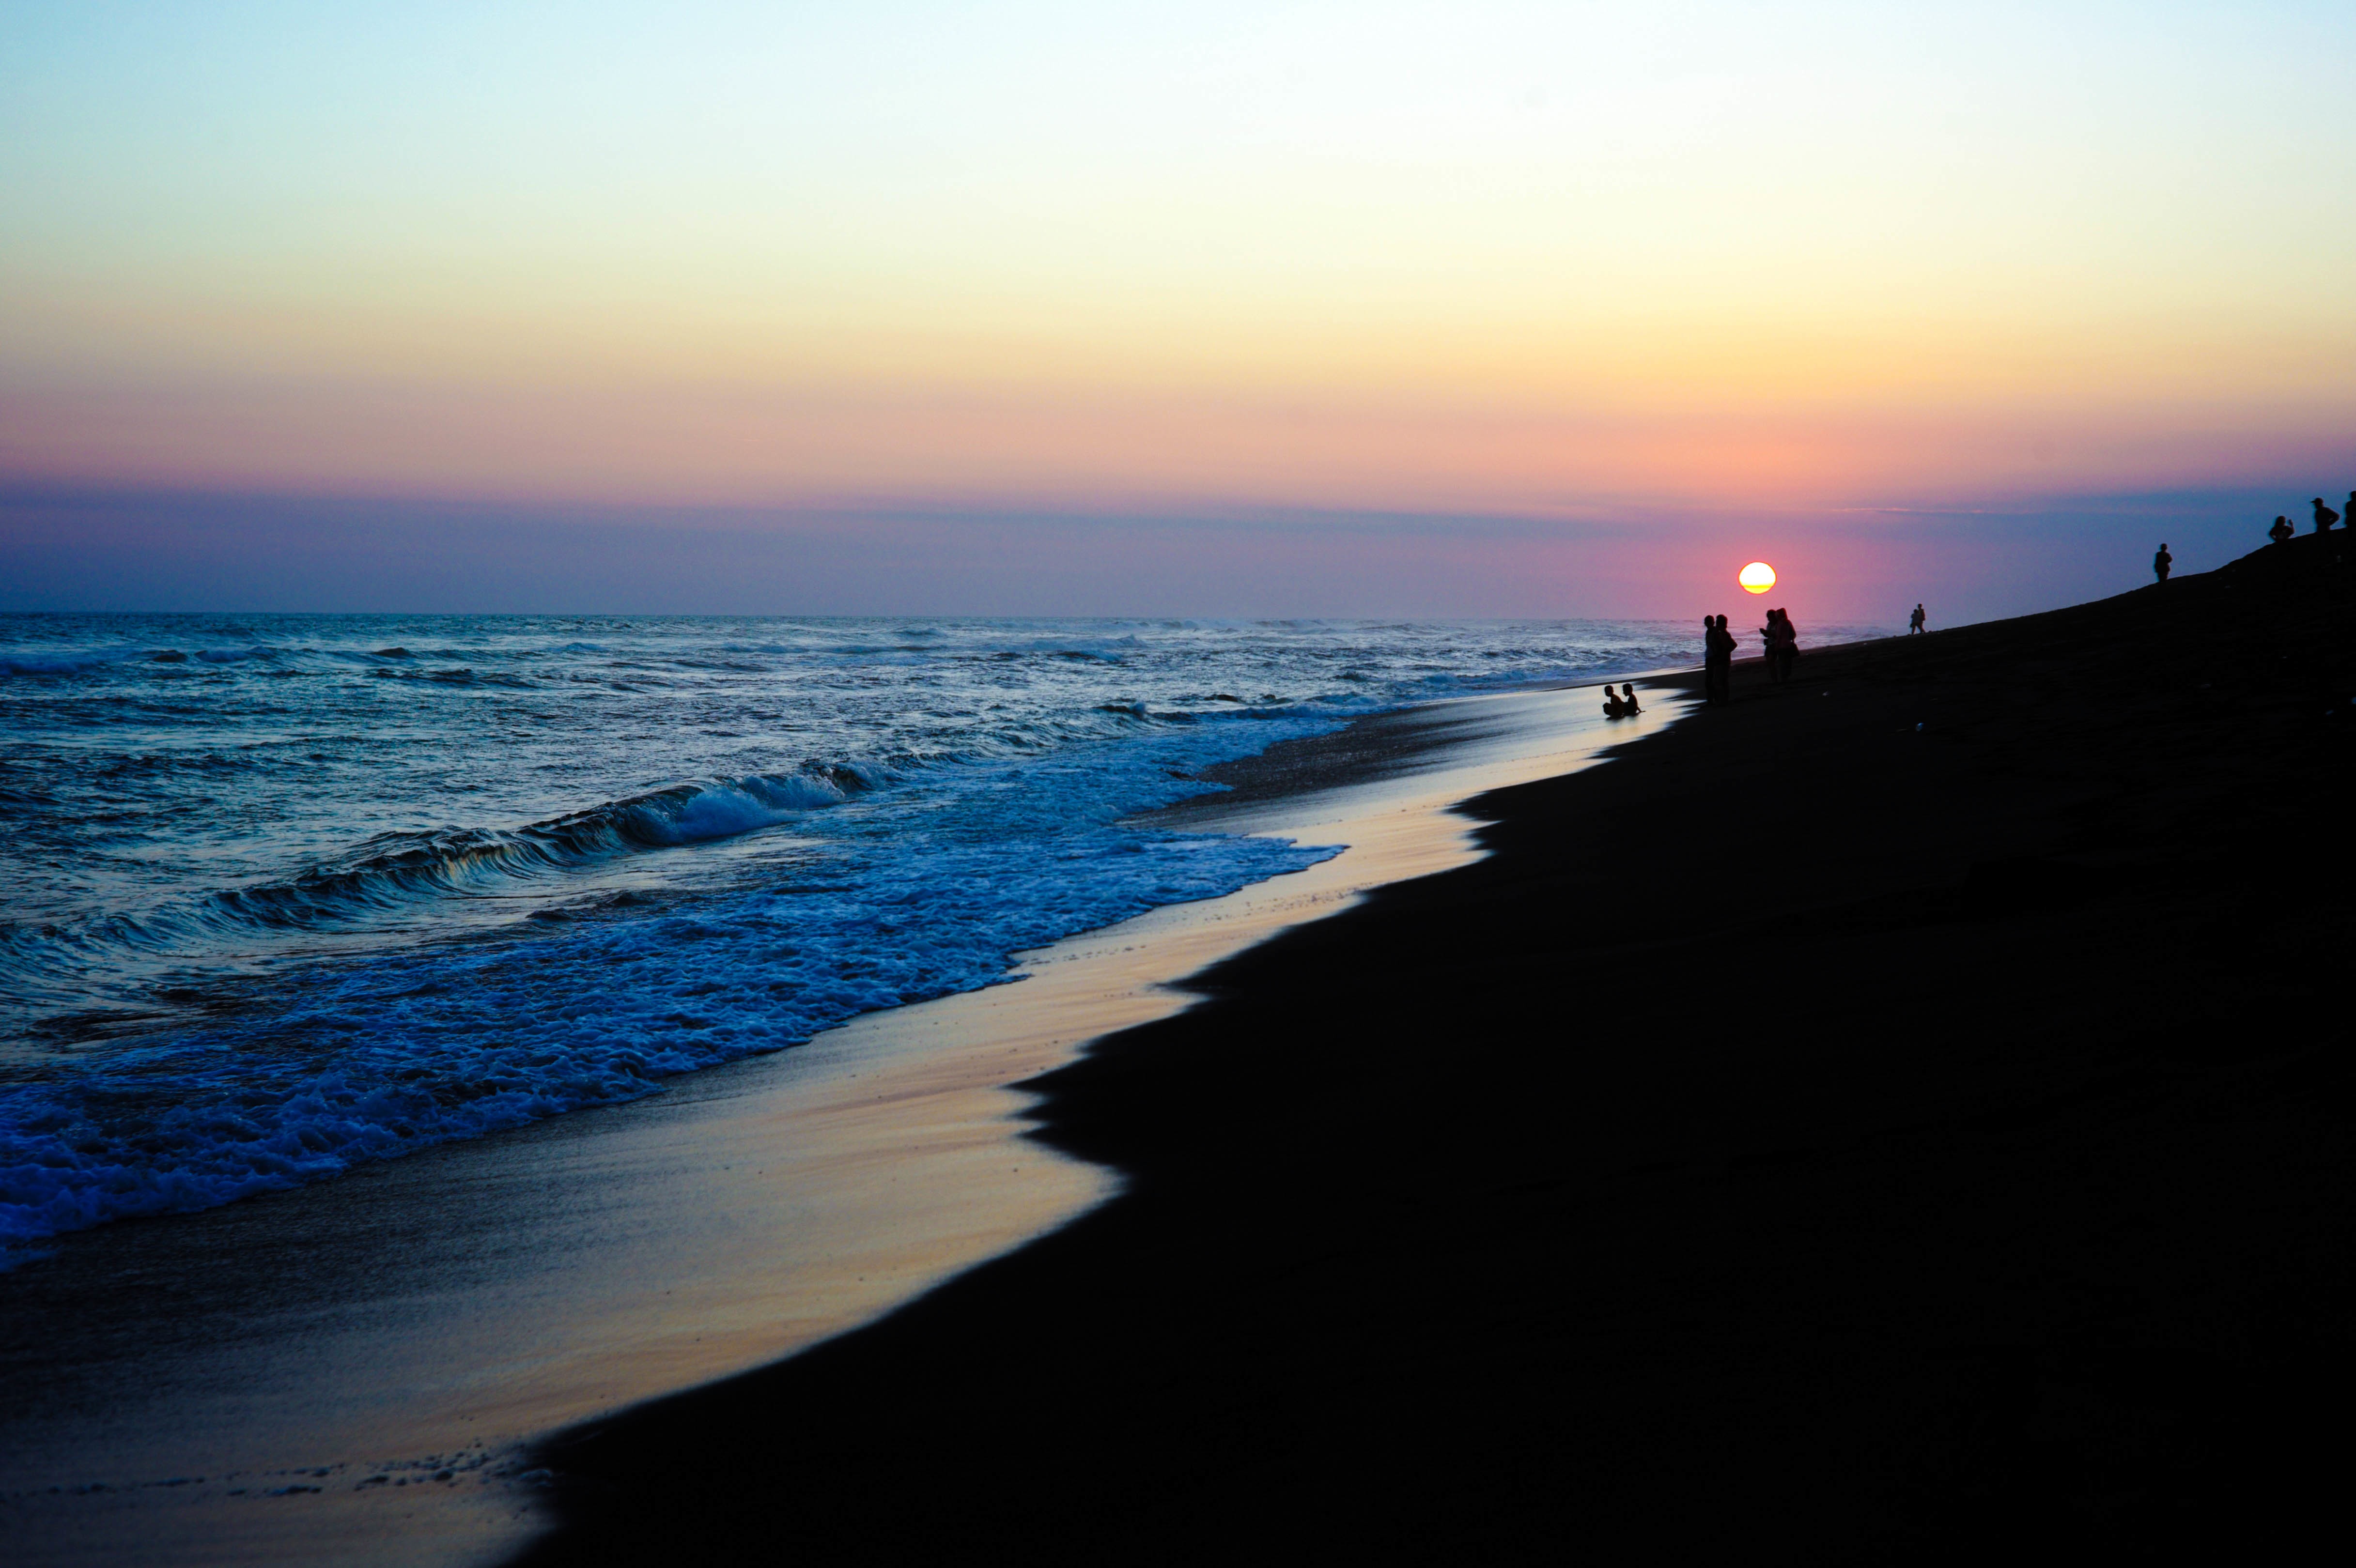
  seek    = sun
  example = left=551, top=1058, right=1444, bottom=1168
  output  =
left=1738, top=561, right=1777, bottom=595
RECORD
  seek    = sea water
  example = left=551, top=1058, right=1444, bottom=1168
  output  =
left=0, top=614, right=1868, bottom=1261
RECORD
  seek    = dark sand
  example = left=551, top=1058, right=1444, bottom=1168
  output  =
left=518, top=537, right=2356, bottom=1563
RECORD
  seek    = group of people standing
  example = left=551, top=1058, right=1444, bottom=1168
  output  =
left=2162, top=492, right=2356, bottom=583
left=2262, top=492, right=2353, bottom=549
left=1698, top=608, right=1800, bottom=707
left=2158, top=492, right=2355, bottom=583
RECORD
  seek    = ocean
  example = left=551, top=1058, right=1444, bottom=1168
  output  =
left=0, top=613, right=1875, bottom=1262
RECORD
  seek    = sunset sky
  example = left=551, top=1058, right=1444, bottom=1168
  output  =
left=5, top=2, right=2353, bottom=618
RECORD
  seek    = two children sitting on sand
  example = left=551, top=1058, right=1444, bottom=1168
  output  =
left=1602, top=683, right=1641, bottom=719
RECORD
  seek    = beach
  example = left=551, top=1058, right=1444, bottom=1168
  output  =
left=0, top=661, right=1665, bottom=1565
left=515, top=538, right=2356, bottom=1562
left=13, top=8, right=2355, bottom=1563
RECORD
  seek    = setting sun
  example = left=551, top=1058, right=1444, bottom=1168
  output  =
left=1739, top=562, right=1777, bottom=595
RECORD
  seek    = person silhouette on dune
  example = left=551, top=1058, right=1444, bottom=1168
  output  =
left=2154, top=543, right=2172, bottom=584
left=1909, top=603, right=1926, bottom=635
left=2316, top=497, right=2342, bottom=534
left=2270, top=515, right=2294, bottom=545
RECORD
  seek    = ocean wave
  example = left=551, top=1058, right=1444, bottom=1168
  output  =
left=0, top=653, right=125, bottom=677
left=1, top=769, right=866, bottom=971
left=620, top=771, right=855, bottom=844
left=92, top=752, right=256, bottom=781
left=0, top=645, right=286, bottom=678
left=0, top=825, right=1336, bottom=1260
left=277, top=766, right=860, bottom=893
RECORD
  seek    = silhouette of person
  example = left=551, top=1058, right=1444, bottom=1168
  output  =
left=1703, top=615, right=1734, bottom=706
left=2317, top=497, right=2343, bottom=533
left=2154, top=543, right=2172, bottom=584
left=2270, top=515, right=2295, bottom=545
left=1909, top=603, right=1926, bottom=634
left=1601, top=685, right=1626, bottom=718
left=1769, top=609, right=1799, bottom=683
left=1619, top=682, right=1641, bottom=715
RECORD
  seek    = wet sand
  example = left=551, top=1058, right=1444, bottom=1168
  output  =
left=0, top=681, right=1656, bottom=1565
left=519, top=537, right=2356, bottom=1563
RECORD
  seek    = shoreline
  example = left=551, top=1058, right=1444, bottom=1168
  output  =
left=520, top=538, right=2356, bottom=1562
left=0, top=676, right=1658, bottom=1566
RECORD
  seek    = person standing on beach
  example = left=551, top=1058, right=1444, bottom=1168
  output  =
left=1758, top=609, right=1784, bottom=683
left=2270, top=516, right=2295, bottom=545
left=2316, top=497, right=2342, bottom=534
left=1703, top=616, right=1734, bottom=706
left=2154, top=543, right=2172, bottom=584
left=1770, top=610, right=1799, bottom=684
left=1909, top=604, right=1927, bottom=634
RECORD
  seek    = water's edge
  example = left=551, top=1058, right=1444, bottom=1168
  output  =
left=0, top=678, right=1678, bottom=1568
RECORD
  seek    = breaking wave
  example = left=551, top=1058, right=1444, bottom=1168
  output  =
left=3, top=770, right=871, bottom=978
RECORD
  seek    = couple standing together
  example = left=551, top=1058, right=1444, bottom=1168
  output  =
left=1702, top=609, right=1799, bottom=706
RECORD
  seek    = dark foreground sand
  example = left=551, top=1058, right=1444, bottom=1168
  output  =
left=521, top=538, right=2354, bottom=1564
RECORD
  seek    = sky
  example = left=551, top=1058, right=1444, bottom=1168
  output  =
left=4, top=2, right=2353, bottom=619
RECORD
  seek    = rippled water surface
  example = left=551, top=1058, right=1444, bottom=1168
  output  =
left=0, top=613, right=1876, bottom=1260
